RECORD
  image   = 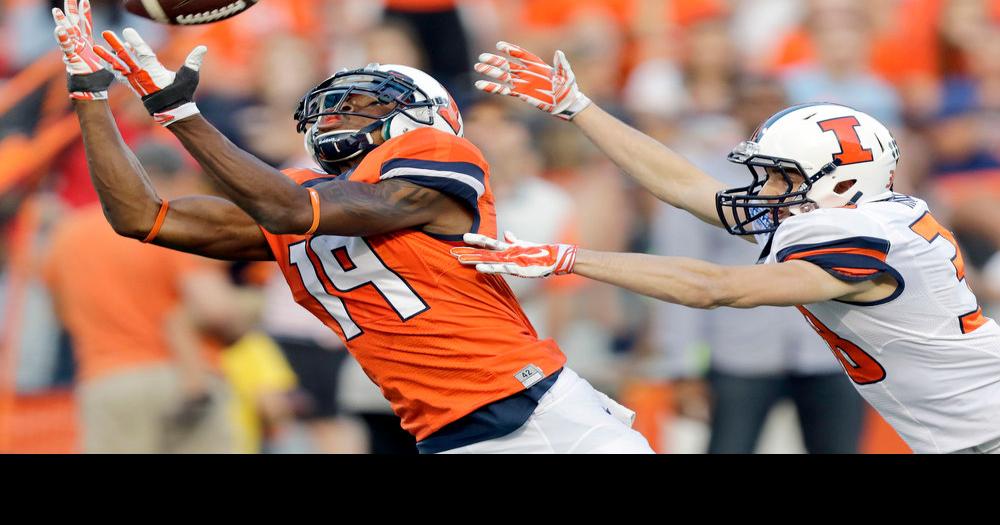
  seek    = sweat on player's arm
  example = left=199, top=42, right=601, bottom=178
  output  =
left=451, top=232, right=898, bottom=309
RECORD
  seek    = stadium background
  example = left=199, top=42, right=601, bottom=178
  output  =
left=1, top=0, right=999, bottom=453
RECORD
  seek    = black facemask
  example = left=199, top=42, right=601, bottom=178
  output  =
left=295, top=66, right=442, bottom=173
left=716, top=141, right=841, bottom=236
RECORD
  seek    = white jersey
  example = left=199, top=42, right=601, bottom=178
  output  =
left=763, top=194, right=1000, bottom=453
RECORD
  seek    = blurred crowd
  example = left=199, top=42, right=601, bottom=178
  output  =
left=1, top=0, right=999, bottom=453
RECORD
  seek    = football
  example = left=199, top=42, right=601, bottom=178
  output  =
left=123, top=0, right=259, bottom=25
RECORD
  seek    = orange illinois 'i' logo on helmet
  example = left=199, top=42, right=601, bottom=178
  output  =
left=818, top=116, right=875, bottom=166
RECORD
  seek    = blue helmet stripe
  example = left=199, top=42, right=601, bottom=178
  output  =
left=752, top=102, right=840, bottom=141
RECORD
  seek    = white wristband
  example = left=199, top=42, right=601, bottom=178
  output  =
left=154, top=102, right=201, bottom=127
left=556, top=93, right=593, bottom=121
left=70, top=91, right=108, bottom=101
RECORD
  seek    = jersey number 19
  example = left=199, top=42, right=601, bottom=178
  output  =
left=288, top=236, right=429, bottom=340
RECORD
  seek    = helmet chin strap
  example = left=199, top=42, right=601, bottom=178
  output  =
left=310, top=119, right=386, bottom=171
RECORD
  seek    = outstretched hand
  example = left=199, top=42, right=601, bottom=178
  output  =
left=451, top=231, right=579, bottom=278
left=473, top=41, right=592, bottom=121
left=93, top=27, right=207, bottom=126
left=52, top=0, right=113, bottom=100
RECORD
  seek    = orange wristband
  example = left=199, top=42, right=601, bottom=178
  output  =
left=305, top=188, right=321, bottom=236
left=141, top=200, right=170, bottom=243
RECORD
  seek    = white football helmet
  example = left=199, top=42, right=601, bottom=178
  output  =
left=294, top=63, right=464, bottom=173
left=717, top=103, right=900, bottom=235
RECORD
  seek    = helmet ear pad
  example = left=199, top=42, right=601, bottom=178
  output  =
left=384, top=107, right=434, bottom=140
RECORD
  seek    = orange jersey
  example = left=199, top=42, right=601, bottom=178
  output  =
left=260, top=128, right=566, bottom=440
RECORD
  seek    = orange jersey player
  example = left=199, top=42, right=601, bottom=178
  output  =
left=53, top=0, right=652, bottom=453
left=265, top=129, right=569, bottom=441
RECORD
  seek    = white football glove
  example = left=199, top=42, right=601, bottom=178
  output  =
left=52, top=0, right=113, bottom=100
left=451, top=231, right=578, bottom=278
left=93, top=27, right=207, bottom=126
left=474, top=41, right=592, bottom=121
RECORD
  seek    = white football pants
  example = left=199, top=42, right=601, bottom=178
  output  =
left=950, top=435, right=1000, bottom=454
left=439, top=367, right=655, bottom=454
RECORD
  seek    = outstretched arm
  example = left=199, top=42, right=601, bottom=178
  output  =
left=569, top=251, right=866, bottom=308
left=75, top=100, right=271, bottom=260
left=165, top=114, right=313, bottom=235
left=474, top=42, right=735, bottom=231
left=167, top=115, right=467, bottom=237
left=94, top=28, right=470, bottom=238
left=452, top=232, right=899, bottom=308
left=54, top=0, right=269, bottom=260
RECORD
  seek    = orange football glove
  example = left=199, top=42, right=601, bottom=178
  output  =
left=474, top=41, right=592, bottom=121
left=52, top=0, right=113, bottom=100
left=93, top=27, right=207, bottom=126
left=451, top=231, right=579, bottom=278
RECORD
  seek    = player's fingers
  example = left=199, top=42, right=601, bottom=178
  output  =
left=554, top=50, right=573, bottom=73
left=477, top=52, right=509, bottom=69
left=462, top=233, right=503, bottom=250
left=122, top=27, right=157, bottom=63
left=510, top=65, right=552, bottom=85
left=497, top=42, right=552, bottom=77
left=79, top=0, right=93, bottom=40
left=449, top=246, right=487, bottom=259
left=474, top=80, right=512, bottom=96
left=553, top=50, right=576, bottom=88
left=184, top=45, right=208, bottom=71
left=101, top=30, right=127, bottom=54
left=102, top=30, right=140, bottom=71
left=473, top=62, right=511, bottom=82
left=65, top=0, right=79, bottom=27
left=453, top=255, right=489, bottom=265
left=53, top=26, right=73, bottom=52
left=516, top=59, right=552, bottom=77
left=497, top=41, right=545, bottom=65
left=93, top=44, right=129, bottom=74
left=502, top=231, right=521, bottom=244
left=452, top=249, right=512, bottom=265
left=52, top=7, right=74, bottom=33
left=475, top=263, right=505, bottom=274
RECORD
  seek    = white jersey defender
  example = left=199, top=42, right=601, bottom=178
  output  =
left=714, top=102, right=1000, bottom=453
left=765, top=196, right=1000, bottom=453
left=467, top=44, right=1000, bottom=453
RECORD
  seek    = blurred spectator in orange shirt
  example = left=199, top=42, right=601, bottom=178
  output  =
left=42, top=141, right=248, bottom=453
